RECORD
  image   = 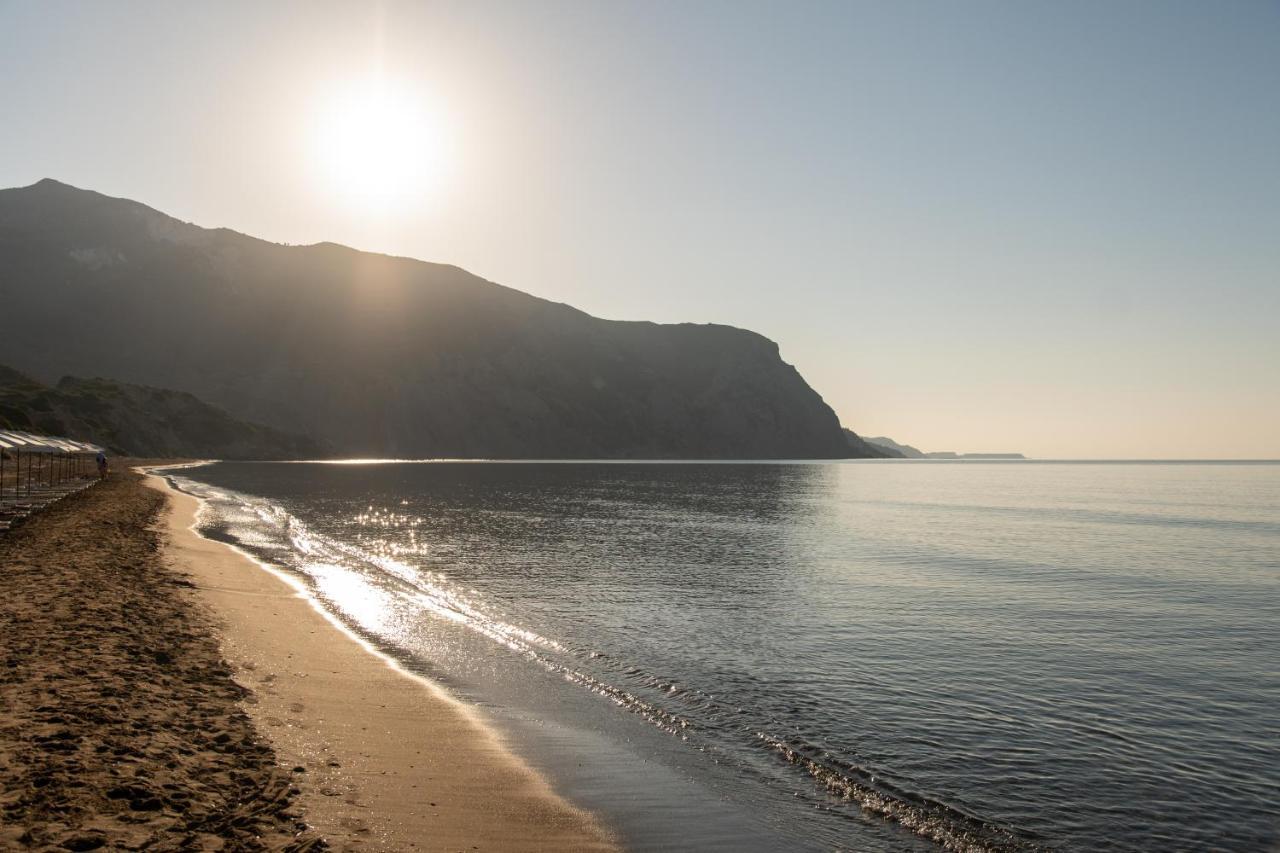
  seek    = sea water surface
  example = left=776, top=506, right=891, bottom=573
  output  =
left=164, top=461, right=1280, bottom=852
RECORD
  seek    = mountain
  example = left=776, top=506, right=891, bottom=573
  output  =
left=844, top=429, right=900, bottom=458
left=863, top=436, right=925, bottom=458
left=0, top=364, right=324, bottom=459
left=0, top=179, right=866, bottom=459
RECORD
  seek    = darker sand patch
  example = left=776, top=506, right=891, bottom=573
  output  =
left=0, top=466, right=321, bottom=851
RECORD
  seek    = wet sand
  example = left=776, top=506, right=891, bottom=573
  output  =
left=145, top=469, right=618, bottom=852
left=0, top=464, right=321, bottom=851
left=0, top=465, right=617, bottom=851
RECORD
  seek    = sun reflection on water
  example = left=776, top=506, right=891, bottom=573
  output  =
left=307, top=563, right=399, bottom=635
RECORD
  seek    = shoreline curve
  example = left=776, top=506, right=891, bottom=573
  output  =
left=142, top=468, right=619, bottom=852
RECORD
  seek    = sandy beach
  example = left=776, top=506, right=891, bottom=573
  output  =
left=0, top=465, right=617, bottom=852
left=0, top=464, right=320, bottom=851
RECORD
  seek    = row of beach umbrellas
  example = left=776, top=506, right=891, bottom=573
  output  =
left=0, top=430, right=105, bottom=522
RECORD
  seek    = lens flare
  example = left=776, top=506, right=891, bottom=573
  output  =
left=313, top=77, right=452, bottom=210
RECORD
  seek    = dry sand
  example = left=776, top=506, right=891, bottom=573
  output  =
left=145, top=470, right=618, bottom=853
left=0, top=465, right=618, bottom=851
left=0, top=464, right=321, bottom=851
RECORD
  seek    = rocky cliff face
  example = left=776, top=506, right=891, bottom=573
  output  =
left=0, top=365, right=322, bottom=458
left=0, top=179, right=862, bottom=458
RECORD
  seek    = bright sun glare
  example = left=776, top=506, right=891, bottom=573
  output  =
left=314, top=78, right=451, bottom=210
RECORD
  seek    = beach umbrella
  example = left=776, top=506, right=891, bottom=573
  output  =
left=0, top=433, right=29, bottom=498
left=0, top=430, right=107, bottom=506
left=0, top=435, right=10, bottom=503
left=44, top=439, right=73, bottom=483
left=10, top=433, right=53, bottom=491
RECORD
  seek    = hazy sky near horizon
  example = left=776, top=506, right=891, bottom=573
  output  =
left=2, top=1, right=1277, bottom=458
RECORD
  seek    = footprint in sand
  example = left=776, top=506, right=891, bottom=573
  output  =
left=288, top=702, right=305, bottom=713
left=338, top=816, right=371, bottom=834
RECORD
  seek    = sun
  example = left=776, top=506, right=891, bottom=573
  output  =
left=313, top=78, right=451, bottom=210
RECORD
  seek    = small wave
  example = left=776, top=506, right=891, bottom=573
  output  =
left=165, top=471, right=1047, bottom=853
left=758, top=734, right=1045, bottom=852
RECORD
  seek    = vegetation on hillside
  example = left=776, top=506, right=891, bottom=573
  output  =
left=0, top=364, right=324, bottom=458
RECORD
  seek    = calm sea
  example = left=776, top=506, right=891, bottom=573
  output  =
left=164, top=461, right=1279, bottom=852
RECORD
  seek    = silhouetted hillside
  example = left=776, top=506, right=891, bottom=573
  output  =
left=0, top=364, right=323, bottom=458
left=844, top=429, right=899, bottom=458
left=0, top=179, right=866, bottom=458
left=864, top=436, right=924, bottom=458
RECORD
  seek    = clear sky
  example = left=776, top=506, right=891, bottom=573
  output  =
left=2, top=1, right=1277, bottom=458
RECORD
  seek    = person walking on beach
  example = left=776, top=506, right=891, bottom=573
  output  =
left=95, top=450, right=108, bottom=480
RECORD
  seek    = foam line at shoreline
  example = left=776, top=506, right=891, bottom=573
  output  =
left=144, top=462, right=1034, bottom=853
left=146, top=464, right=475, bottom=715
left=140, top=465, right=619, bottom=852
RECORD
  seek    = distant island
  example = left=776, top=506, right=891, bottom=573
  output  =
left=0, top=179, right=882, bottom=460
left=922, top=451, right=1026, bottom=460
left=863, top=436, right=1026, bottom=460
